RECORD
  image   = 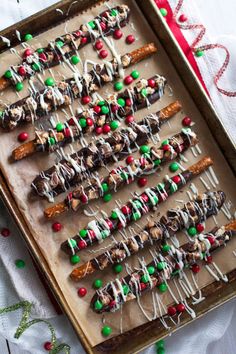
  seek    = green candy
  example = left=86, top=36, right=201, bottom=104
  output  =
left=156, top=339, right=165, bottom=349
left=110, top=120, right=119, bottom=131
left=102, top=325, right=112, bottom=337
left=88, top=21, right=96, bottom=29
left=111, top=9, right=118, bottom=16
left=161, top=139, right=169, bottom=146
left=141, top=88, right=147, bottom=97
left=56, top=122, right=65, bottom=132
left=117, top=98, right=125, bottom=107
left=37, top=48, right=44, bottom=53
left=48, top=137, right=56, bottom=145
left=4, top=70, right=12, bottom=79
left=169, top=162, right=179, bottom=172
left=140, top=144, right=150, bottom=154
left=157, top=182, right=165, bottom=191
left=93, top=279, right=103, bottom=289
left=131, top=70, right=140, bottom=79
left=98, top=100, right=105, bottom=106
left=111, top=211, right=118, bottom=219
left=170, top=183, right=178, bottom=194
left=187, top=226, right=197, bottom=237
left=133, top=200, right=142, bottom=209
left=79, top=118, right=87, bottom=128
left=162, top=244, right=171, bottom=252
left=68, top=239, right=77, bottom=248
left=70, top=254, right=80, bottom=264
left=141, top=274, right=149, bottom=283
left=123, top=285, right=130, bottom=295
left=101, top=183, right=109, bottom=193
left=132, top=211, right=141, bottom=221
left=56, top=40, right=64, bottom=48
left=32, top=62, right=40, bottom=71
left=15, top=82, right=24, bottom=92
left=101, top=105, right=109, bottom=114
left=147, top=266, right=155, bottom=275
left=195, top=50, right=204, bottom=57
left=79, top=229, right=87, bottom=238
left=113, top=264, right=123, bottom=274
left=103, top=193, right=112, bottom=202
left=101, top=230, right=110, bottom=239
left=24, top=33, right=33, bottom=41
left=121, top=172, right=128, bottom=180
left=94, top=300, right=103, bottom=310
left=160, top=7, right=168, bottom=17
left=157, top=347, right=165, bottom=354
left=45, top=77, right=55, bottom=86
left=71, top=55, right=80, bottom=65
left=114, top=81, right=123, bottom=91
left=15, top=259, right=25, bottom=269
left=157, top=262, right=166, bottom=271
left=154, top=158, right=161, bottom=166
left=158, top=282, right=168, bottom=293
left=0, top=111, right=4, bottom=118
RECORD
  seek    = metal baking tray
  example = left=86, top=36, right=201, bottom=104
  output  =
left=0, top=1, right=235, bottom=353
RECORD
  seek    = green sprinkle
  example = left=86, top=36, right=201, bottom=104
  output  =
left=94, top=300, right=103, bottom=310
left=102, top=325, right=112, bottom=337
left=101, top=183, right=109, bottom=193
left=24, top=33, right=33, bottom=41
left=4, top=70, right=12, bottom=79
left=70, top=254, right=80, bottom=264
left=103, top=193, right=112, bottom=202
left=37, top=48, right=44, bottom=53
left=56, top=122, right=65, bottom=132
left=79, top=118, right=87, bottom=128
left=169, top=162, right=179, bottom=172
left=141, top=274, right=149, bottom=283
left=15, top=82, right=24, bottom=92
left=110, top=120, right=119, bottom=131
left=141, top=88, right=147, bottom=97
left=71, top=55, right=80, bottom=65
left=68, top=239, right=77, bottom=248
left=56, top=40, right=64, bottom=48
left=48, top=137, right=56, bottom=145
left=32, top=62, right=40, bottom=71
left=147, top=266, right=155, bottom=275
left=93, top=279, right=103, bottom=289
left=158, top=282, right=168, bottom=293
left=45, top=77, right=55, bottom=87
left=15, top=259, right=25, bottom=269
left=111, top=9, right=118, bottom=16
left=117, top=98, right=125, bottom=107
left=123, top=285, right=130, bottom=295
left=131, top=70, right=140, bottom=79
left=101, top=105, right=109, bottom=114
left=113, top=264, right=123, bottom=274
left=195, top=49, right=204, bottom=57
left=140, top=145, right=150, bottom=154
left=187, top=226, right=197, bottom=237
left=111, top=211, right=118, bottom=219
left=160, top=8, right=168, bottom=17
left=114, top=81, right=123, bottom=91
left=162, top=244, right=171, bottom=252
left=88, top=21, right=96, bottom=29
left=79, top=229, right=87, bottom=238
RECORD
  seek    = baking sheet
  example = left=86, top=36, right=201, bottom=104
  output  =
left=0, top=0, right=236, bottom=347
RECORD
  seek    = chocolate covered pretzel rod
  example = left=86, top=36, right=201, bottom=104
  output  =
left=44, top=101, right=182, bottom=217
left=1, top=43, right=157, bottom=130
left=91, top=219, right=236, bottom=313
left=32, top=127, right=197, bottom=202
left=12, top=75, right=169, bottom=161
left=63, top=157, right=212, bottom=259
left=0, top=5, right=131, bottom=91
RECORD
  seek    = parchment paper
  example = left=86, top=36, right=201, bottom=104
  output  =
left=0, top=0, right=236, bottom=347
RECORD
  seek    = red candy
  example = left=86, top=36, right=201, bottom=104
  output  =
left=18, top=132, right=28, bottom=142
left=126, top=34, right=135, bottom=44
left=139, top=157, right=147, bottom=168
left=172, top=175, right=181, bottom=184
left=148, top=79, right=156, bottom=88
left=140, top=282, right=147, bottom=291
left=206, top=255, right=213, bottom=264
left=106, top=219, right=113, bottom=230
left=86, top=118, right=93, bottom=126
left=125, top=98, right=132, bottom=107
left=77, top=287, right=87, bottom=297
left=168, top=306, right=177, bottom=316
left=93, top=105, right=101, bottom=114
left=18, top=66, right=26, bottom=76
left=207, top=236, right=215, bottom=245
left=80, top=194, right=88, bottom=204
left=113, top=29, right=123, bottom=40
left=124, top=75, right=133, bottom=85
left=24, top=48, right=33, bottom=57
left=111, top=104, right=119, bottom=113
left=44, top=342, right=53, bottom=351
left=52, top=222, right=62, bottom=232
left=125, top=115, right=134, bottom=124
left=141, top=193, right=149, bottom=203
left=138, top=177, right=147, bottom=187
left=68, top=117, right=76, bottom=126
left=179, top=14, right=188, bottom=22
left=95, top=126, right=103, bottom=135
left=176, top=303, right=185, bottom=313
left=74, top=30, right=82, bottom=38
left=109, top=300, right=116, bottom=308
left=117, top=222, right=123, bottom=230
left=196, top=223, right=204, bottom=233
left=100, top=22, right=107, bottom=31
left=191, top=264, right=200, bottom=273
left=81, top=96, right=91, bottom=105
left=126, top=155, right=134, bottom=165
left=95, top=40, right=103, bottom=50
left=1, top=228, right=10, bottom=237
left=64, top=128, right=71, bottom=138
left=162, top=144, right=171, bottom=152
left=81, top=37, right=88, bottom=44
left=39, top=52, right=47, bottom=62
left=182, top=116, right=192, bottom=126
left=88, top=230, right=96, bottom=239
left=78, top=240, right=87, bottom=249
left=99, top=49, right=108, bottom=59
left=103, top=124, right=111, bottom=134
left=121, top=206, right=131, bottom=215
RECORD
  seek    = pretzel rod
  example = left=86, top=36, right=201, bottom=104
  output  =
left=12, top=75, right=169, bottom=161
left=0, top=43, right=157, bottom=130
left=44, top=102, right=182, bottom=217
left=91, top=219, right=236, bottom=313
left=62, top=156, right=212, bottom=258
left=32, top=110, right=188, bottom=203
left=0, top=5, right=131, bottom=92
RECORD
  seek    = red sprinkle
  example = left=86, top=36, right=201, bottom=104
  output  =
left=179, top=14, right=188, bottom=22
left=64, top=128, right=71, bottom=138
left=80, top=194, right=88, bottom=204
left=18, top=66, right=26, bottom=76
left=140, top=282, right=147, bottom=291
left=99, top=49, right=108, bottom=59
left=95, top=40, right=103, bottom=50
left=102, top=124, right=111, bottom=134
left=148, top=79, right=156, bottom=88
left=44, top=342, right=53, bottom=351
left=126, top=34, right=135, bottom=44
left=172, top=175, right=181, bottom=184
left=191, top=264, right=200, bottom=273
left=77, top=287, right=87, bottom=297
left=95, top=126, right=103, bottom=135
left=121, top=206, right=131, bottom=215
left=52, top=222, right=62, bottom=232
left=24, top=48, right=33, bottom=57
left=182, top=116, right=192, bottom=126
left=125, top=115, right=134, bottom=125
left=18, top=132, right=28, bottom=142
left=86, top=118, right=94, bottom=126
left=196, top=223, right=204, bottom=233
left=125, top=98, right=132, bottom=107
left=81, top=96, right=91, bottom=105
left=39, top=52, right=47, bottom=62
left=113, top=29, right=123, bottom=40
left=141, top=193, right=149, bottom=203
left=126, top=155, right=134, bottom=165
left=124, top=75, right=133, bottom=85
left=138, top=177, right=147, bottom=187
left=78, top=240, right=87, bottom=249
left=168, top=306, right=177, bottom=316
left=176, top=303, right=185, bottom=313
left=206, top=255, right=213, bottom=264
left=81, top=37, right=88, bottom=44
left=162, top=144, right=171, bottom=152
left=93, top=105, right=101, bottom=114
left=1, top=228, right=10, bottom=237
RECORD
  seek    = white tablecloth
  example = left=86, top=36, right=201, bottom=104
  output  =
left=0, top=1, right=235, bottom=353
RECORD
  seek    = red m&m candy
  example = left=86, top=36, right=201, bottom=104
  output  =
left=78, top=287, right=87, bottom=297
left=102, top=124, right=111, bottom=134
left=148, top=79, right=156, bottom=88
left=93, top=105, right=101, bottom=114
left=113, top=29, right=123, bottom=39
left=191, top=264, right=200, bottom=273
left=99, top=49, right=108, bottom=59
left=1, top=228, right=10, bottom=237
left=18, top=66, right=26, bottom=76
left=44, top=342, right=53, bottom=351
left=167, top=306, right=177, bottom=316
left=126, top=155, right=134, bottom=165
left=124, top=75, right=133, bottom=85
left=176, top=303, right=185, bottom=313
left=81, top=96, right=91, bottom=105
left=125, top=115, right=134, bottom=124
left=138, top=177, right=147, bottom=187
left=95, top=126, right=103, bottom=135
left=78, top=240, right=87, bottom=249
left=81, top=37, right=88, bottom=44
left=196, top=223, right=204, bottom=233
left=95, top=40, right=103, bottom=50
left=182, top=116, right=192, bottom=126
left=24, top=48, right=33, bottom=57
left=18, top=132, right=28, bottom=142
left=126, top=34, right=135, bottom=44
left=52, top=222, right=62, bottom=232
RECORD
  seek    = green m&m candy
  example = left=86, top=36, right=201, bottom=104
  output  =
left=141, top=274, right=149, bottom=283
left=111, top=211, right=118, bottom=219
left=110, top=120, right=119, bottom=131
left=79, top=118, right=87, bottom=128
left=187, top=226, right=197, bottom=237
left=114, top=81, right=123, bottom=91
left=48, top=137, right=56, bottom=145
left=79, top=229, right=87, bottom=238
left=132, top=211, right=141, bottom=221
left=147, top=266, right=155, bottom=275
left=195, top=49, right=204, bottom=57
left=123, top=285, right=130, bottom=295
left=24, top=33, right=33, bottom=41
left=70, top=254, right=80, bottom=264
left=157, top=262, right=166, bottom=271
left=111, top=9, right=118, bottom=16
left=93, top=279, right=103, bottom=289
left=156, top=339, right=165, bottom=349
left=162, top=244, right=171, bottom=252
left=71, top=55, right=80, bottom=65
left=15, top=259, right=25, bottom=268
left=102, top=325, right=112, bottom=337
left=56, top=40, right=64, bottom=48
left=101, top=105, right=109, bottom=114
left=113, top=264, right=123, bottom=274
left=117, top=98, right=125, bottom=107
left=68, top=238, right=77, bottom=248
left=160, top=8, right=168, bottom=17
left=4, top=70, right=12, bottom=79
left=140, top=144, right=150, bottom=154
left=103, top=193, right=112, bottom=202
left=131, top=70, right=140, bottom=79
left=37, top=48, right=44, bottom=53
left=101, top=230, right=110, bottom=239
left=161, top=139, right=169, bottom=146
left=15, top=82, right=24, bottom=92
left=56, top=122, right=65, bottom=132
left=141, top=88, right=147, bottom=97
left=98, top=100, right=105, bottom=106
left=94, top=300, right=103, bottom=310
left=101, top=182, right=109, bottom=193
left=158, top=282, right=168, bottom=293
left=154, top=158, right=161, bottom=166
left=45, top=77, right=55, bottom=86
left=169, top=162, right=179, bottom=172
left=88, top=21, right=96, bottom=29
left=32, top=62, right=40, bottom=71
